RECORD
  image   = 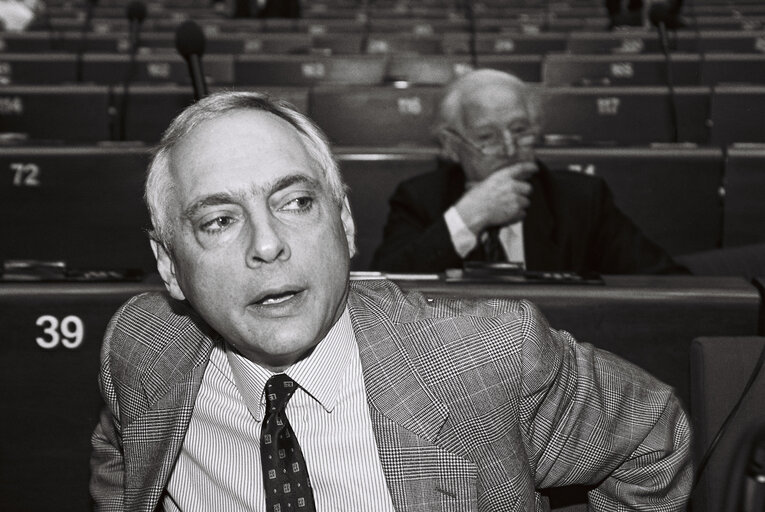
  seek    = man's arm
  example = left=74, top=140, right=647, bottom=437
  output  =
left=517, top=301, right=692, bottom=509
left=90, top=314, right=126, bottom=511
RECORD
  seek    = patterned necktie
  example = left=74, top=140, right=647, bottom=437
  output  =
left=482, top=226, right=507, bottom=263
left=260, top=374, right=316, bottom=512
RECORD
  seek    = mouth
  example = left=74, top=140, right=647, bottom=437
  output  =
left=252, top=288, right=304, bottom=307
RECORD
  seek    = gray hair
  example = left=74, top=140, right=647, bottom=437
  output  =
left=145, top=91, right=347, bottom=249
left=433, top=69, right=542, bottom=135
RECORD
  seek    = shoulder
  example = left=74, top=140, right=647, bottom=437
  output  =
left=349, top=279, right=552, bottom=349
left=102, top=292, right=214, bottom=383
left=349, top=280, right=566, bottom=401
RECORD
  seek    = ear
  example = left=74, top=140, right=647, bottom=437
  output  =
left=340, top=196, right=357, bottom=258
left=150, top=239, right=186, bottom=301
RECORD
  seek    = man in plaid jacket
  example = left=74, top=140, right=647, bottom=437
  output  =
left=90, top=91, right=692, bottom=511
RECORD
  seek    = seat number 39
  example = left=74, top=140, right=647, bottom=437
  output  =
left=35, top=315, right=85, bottom=349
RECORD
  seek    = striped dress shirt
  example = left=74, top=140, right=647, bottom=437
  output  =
left=164, top=309, right=396, bottom=511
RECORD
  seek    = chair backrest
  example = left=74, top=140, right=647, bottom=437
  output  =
left=539, top=86, right=711, bottom=145
left=690, top=336, right=765, bottom=512
left=0, top=85, right=111, bottom=142
left=710, top=85, right=765, bottom=146
left=337, top=150, right=439, bottom=271
left=723, top=146, right=765, bottom=247
left=0, top=146, right=155, bottom=273
left=542, top=53, right=702, bottom=87
left=310, top=85, right=441, bottom=147
left=536, top=146, right=724, bottom=256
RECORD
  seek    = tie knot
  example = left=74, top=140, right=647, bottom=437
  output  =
left=265, top=373, right=297, bottom=412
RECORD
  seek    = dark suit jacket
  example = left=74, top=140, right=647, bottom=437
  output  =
left=371, top=160, right=686, bottom=275
left=90, top=280, right=692, bottom=511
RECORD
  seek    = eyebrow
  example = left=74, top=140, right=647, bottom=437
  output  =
left=182, top=173, right=320, bottom=221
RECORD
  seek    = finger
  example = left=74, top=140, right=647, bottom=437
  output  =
left=507, top=161, right=538, bottom=181
left=512, top=181, right=533, bottom=197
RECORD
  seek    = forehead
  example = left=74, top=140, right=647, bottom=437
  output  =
left=460, top=82, right=529, bottom=130
left=168, top=109, right=318, bottom=200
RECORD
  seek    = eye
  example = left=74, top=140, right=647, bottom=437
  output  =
left=200, top=215, right=236, bottom=233
left=281, top=195, right=314, bottom=212
left=511, top=125, right=532, bottom=137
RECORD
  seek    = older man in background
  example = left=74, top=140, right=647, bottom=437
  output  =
left=372, top=69, right=687, bottom=276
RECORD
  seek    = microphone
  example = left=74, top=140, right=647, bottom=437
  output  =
left=649, top=2, right=679, bottom=143
left=75, top=0, right=98, bottom=82
left=126, top=0, right=147, bottom=54
left=175, top=20, right=209, bottom=101
left=114, top=0, right=147, bottom=141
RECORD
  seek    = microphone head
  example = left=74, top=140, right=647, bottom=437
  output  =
left=175, top=20, right=206, bottom=58
left=649, top=2, right=672, bottom=27
left=126, top=1, right=147, bottom=23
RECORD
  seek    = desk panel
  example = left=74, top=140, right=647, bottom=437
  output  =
left=542, top=53, right=702, bottom=87
left=540, top=86, right=711, bottom=145
left=310, top=86, right=441, bottom=147
left=710, top=85, right=765, bottom=145
left=0, top=276, right=759, bottom=510
left=386, top=54, right=541, bottom=85
left=235, top=55, right=387, bottom=86
left=0, top=85, right=111, bottom=143
left=724, top=146, right=765, bottom=247
left=0, top=281, right=163, bottom=512
left=0, top=146, right=155, bottom=272
left=536, top=147, right=724, bottom=255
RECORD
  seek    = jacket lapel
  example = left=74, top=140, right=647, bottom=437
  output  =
left=348, top=283, right=479, bottom=512
left=122, top=306, right=215, bottom=512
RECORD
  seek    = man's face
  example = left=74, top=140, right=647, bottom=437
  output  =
left=450, top=82, right=536, bottom=183
left=154, top=110, right=355, bottom=371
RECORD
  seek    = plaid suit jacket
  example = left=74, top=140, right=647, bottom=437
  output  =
left=91, top=279, right=692, bottom=511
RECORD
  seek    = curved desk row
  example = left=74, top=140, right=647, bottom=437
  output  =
left=0, top=275, right=761, bottom=510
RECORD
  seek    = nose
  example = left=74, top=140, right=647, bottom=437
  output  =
left=499, top=128, right=518, bottom=157
left=245, top=216, right=290, bottom=268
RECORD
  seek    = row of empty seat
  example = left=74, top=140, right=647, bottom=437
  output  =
left=5, top=51, right=765, bottom=86
left=2, top=145, right=764, bottom=273
left=3, top=84, right=765, bottom=145
left=15, top=30, right=765, bottom=55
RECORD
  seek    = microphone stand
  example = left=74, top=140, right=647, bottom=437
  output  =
left=655, top=17, right=679, bottom=143
left=464, top=0, right=477, bottom=69
left=75, top=0, right=97, bottom=82
left=358, top=0, right=371, bottom=54
left=116, top=2, right=146, bottom=141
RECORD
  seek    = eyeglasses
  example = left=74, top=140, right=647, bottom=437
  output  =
left=444, top=125, right=536, bottom=156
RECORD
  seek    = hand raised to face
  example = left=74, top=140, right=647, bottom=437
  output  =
left=454, top=160, right=538, bottom=235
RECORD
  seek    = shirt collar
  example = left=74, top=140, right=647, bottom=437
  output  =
left=226, top=308, right=356, bottom=421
